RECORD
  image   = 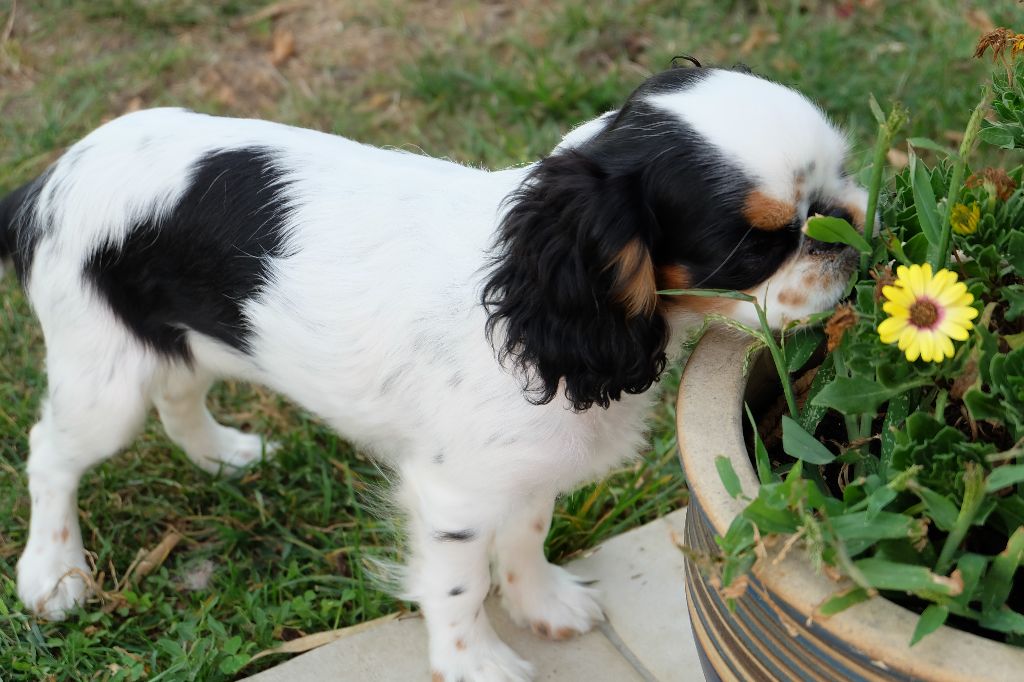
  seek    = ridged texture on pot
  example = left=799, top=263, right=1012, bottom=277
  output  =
left=677, top=327, right=1024, bottom=682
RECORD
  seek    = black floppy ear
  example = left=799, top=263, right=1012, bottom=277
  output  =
left=482, top=150, right=669, bottom=411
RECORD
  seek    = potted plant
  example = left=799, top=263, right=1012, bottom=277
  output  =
left=675, top=30, right=1024, bottom=681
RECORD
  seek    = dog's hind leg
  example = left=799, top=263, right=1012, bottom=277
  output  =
left=16, top=330, right=154, bottom=621
left=153, top=367, right=274, bottom=476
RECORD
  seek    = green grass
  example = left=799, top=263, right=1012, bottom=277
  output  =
left=1, top=0, right=1021, bottom=679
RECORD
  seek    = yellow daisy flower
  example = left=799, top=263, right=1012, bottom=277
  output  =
left=950, top=202, right=980, bottom=236
left=877, top=264, right=978, bottom=363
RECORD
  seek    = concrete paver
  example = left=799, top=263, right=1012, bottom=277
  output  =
left=243, top=508, right=695, bottom=682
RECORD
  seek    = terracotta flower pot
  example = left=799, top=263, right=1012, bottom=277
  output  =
left=676, top=327, right=1024, bottom=682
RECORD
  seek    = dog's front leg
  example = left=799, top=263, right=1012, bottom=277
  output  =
left=493, top=493, right=604, bottom=640
left=401, top=470, right=533, bottom=682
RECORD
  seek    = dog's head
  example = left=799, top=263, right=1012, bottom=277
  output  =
left=483, top=66, right=866, bottom=410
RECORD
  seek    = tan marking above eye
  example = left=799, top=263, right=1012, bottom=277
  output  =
left=843, top=202, right=866, bottom=228
left=743, top=190, right=797, bottom=231
left=609, top=238, right=657, bottom=318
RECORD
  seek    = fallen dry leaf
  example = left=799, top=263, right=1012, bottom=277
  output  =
left=271, top=29, right=296, bottom=66
left=124, top=530, right=181, bottom=585
left=247, top=613, right=402, bottom=665
left=825, top=303, right=857, bottom=352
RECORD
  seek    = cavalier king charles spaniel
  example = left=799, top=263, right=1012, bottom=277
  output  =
left=1, top=64, right=865, bottom=681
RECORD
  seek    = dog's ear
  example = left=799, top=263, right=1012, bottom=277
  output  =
left=482, top=151, right=668, bottom=411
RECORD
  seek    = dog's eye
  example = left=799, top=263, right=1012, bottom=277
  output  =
left=810, top=203, right=854, bottom=225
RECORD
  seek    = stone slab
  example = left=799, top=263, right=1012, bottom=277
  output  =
left=243, top=508, right=696, bottom=682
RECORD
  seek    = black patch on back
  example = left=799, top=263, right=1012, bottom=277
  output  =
left=0, top=168, right=54, bottom=282
left=85, top=147, right=293, bottom=360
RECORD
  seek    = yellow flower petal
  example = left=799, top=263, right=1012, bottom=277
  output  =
left=878, top=317, right=909, bottom=343
left=919, top=331, right=935, bottom=362
left=882, top=284, right=914, bottom=307
left=935, top=282, right=967, bottom=306
left=897, top=325, right=914, bottom=350
left=938, top=319, right=971, bottom=341
left=883, top=301, right=909, bottom=318
left=904, top=335, right=921, bottom=362
left=905, top=265, right=925, bottom=297
left=937, top=334, right=955, bottom=360
left=945, top=306, right=978, bottom=325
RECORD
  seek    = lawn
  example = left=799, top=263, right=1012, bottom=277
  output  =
left=0, top=0, right=1019, bottom=679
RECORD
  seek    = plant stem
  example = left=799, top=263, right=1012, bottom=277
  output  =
left=935, top=462, right=986, bottom=575
left=753, top=301, right=799, bottom=419
left=861, top=100, right=907, bottom=272
left=937, top=87, right=990, bottom=268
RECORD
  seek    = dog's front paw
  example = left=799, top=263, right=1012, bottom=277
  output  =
left=431, top=634, right=534, bottom=682
left=17, top=545, right=92, bottom=620
left=500, top=563, right=604, bottom=640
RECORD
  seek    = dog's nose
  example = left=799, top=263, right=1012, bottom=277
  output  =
left=805, top=237, right=849, bottom=256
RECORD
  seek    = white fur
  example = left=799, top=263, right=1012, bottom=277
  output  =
left=12, top=70, right=861, bottom=680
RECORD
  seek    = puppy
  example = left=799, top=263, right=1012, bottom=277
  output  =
left=0, top=65, right=864, bottom=681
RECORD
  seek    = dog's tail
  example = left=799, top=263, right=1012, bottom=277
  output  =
left=0, top=174, right=46, bottom=281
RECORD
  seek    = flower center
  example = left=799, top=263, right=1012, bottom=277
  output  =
left=909, top=299, right=940, bottom=328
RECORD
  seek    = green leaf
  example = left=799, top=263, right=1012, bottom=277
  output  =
left=799, top=355, right=835, bottom=436
left=853, top=557, right=962, bottom=595
left=910, top=156, right=943, bottom=256
left=716, top=455, right=743, bottom=499
left=907, top=137, right=960, bottom=160
left=781, top=415, right=835, bottom=465
left=910, top=605, right=949, bottom=646
left=1006, top=332, right=1024, bottom=350
left=742, top=497, right=801, bottom=534
left=979, top=608, right=1024, bottom=635
left=1002, top=285, right=1024, bottom=322
left=986, top=465, right=1024, bottom=493
left=804, top=215, right=872, bottom=253
left=979, top=124, right=1018, bottom=149
left=902, top=232, right=930, bottom=263
left=811, top=377, right=902, bottom=415
left=784, top=327, right=823, bottom=373
left=982, top=527, right=1024, bottom=613
left=953, top=553, right=989, bottom=609
left=869, top=94, right=886, bottom=125
left=831, top=511, right=920, bottom=541
left=964, top=389, right=1004, bottom=423
left=1008, top=230, right=1024, bottom=274
left=881, top=394, right=910, bottom=473
left=866, top=485, right=898, bottom=519
left=912, top=485, right=959, bottom=531
left=817, top=587, right=871, bottom=617
left=745, top=403, right=775, bottom=485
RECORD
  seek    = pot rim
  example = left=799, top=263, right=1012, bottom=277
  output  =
left=677, top=325, right=1024, bottom=681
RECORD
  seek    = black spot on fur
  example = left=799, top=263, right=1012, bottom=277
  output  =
left=449, top=585, right=465, bottom=596
left=85, top=147, right=292, bottom=360
left=0, top=167, right=55, bottom=282
left=482, top=66, right=801, bottom=411
left=434, top=529, right=476, bottom=542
